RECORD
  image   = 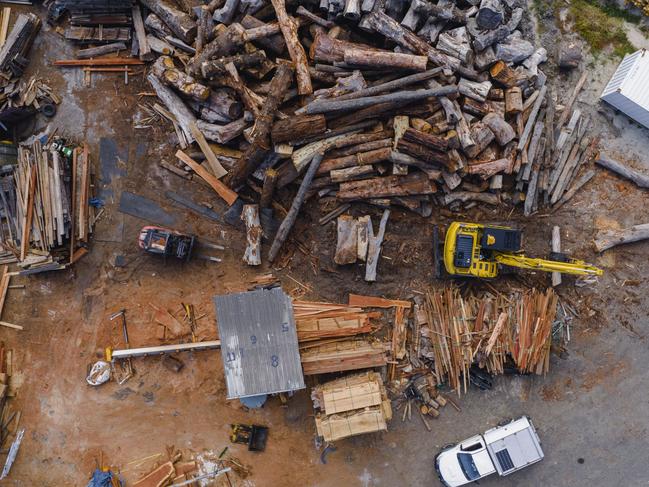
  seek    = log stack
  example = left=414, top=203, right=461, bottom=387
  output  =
left=49, top=1, right=597, bottom=264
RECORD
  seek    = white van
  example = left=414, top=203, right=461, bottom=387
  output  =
left=435, top=416, right=544, bottom=486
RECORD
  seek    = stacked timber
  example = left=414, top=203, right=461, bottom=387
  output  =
left=53, top=0, right=134, bottom=44
left=312, top=371, right=392, bottom=442
left=420, top=286, right=558, bottom=396
left=0, top=140, right=93, bottom=273
left=300, top=338, right=389, bottom=375
left=293, top=300, right=376, bottom=341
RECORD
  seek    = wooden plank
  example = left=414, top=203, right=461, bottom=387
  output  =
left=54, top=58, right=144, bottom=66
left=19, top=165, right=36, bottom=261
left=0, top=8, right=11, bottom=48
left=348, top=294, right=412, bottom=309
left=0, top=267, right=9, bottom=320
left=551, top=226, right=561, bottom=286
left=189, top=122, right=227, bottom=179
left=0, top=322, right=21, bottom=331
left=175, top=150, right=237, bottom=206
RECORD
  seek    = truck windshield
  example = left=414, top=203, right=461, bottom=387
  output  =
left=457, top=453, right=480, bottom=481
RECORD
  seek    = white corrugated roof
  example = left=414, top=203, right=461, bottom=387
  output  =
left=601, top=49, right=649, bottom=129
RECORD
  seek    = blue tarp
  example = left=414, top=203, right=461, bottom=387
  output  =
left=87, top=469, right=121, bottom=487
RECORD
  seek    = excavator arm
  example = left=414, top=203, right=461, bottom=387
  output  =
left=494, top=253, right=603, bottom=276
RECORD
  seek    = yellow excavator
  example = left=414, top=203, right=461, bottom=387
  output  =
left=434, top=222, right=603, bottom=279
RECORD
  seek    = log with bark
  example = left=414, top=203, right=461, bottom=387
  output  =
left=594, top=223, right=649, bottom=253
left=242, top=204, right=262, bottom=265
left=271, top=114, right=327, bottom=144
left=153, top=56, right=210, bottom=101
left=227, top=63, right=294, bottom=189
left=140, top=0, right=197, bottom=44
left=595, top=155, right=649, bottom=189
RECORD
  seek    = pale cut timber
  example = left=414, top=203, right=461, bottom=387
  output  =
left=0, top=322, right=22, bottom=331
left=132, top=461, right=175, bottom=487
left=594, top=223, right=649, bottom=253
left=175, top=150, right=238, bottom=206
left=365, top=210, right=390, bottom=282
left=343, top=48, right=428, bottom=71
left=189, top=122, right=228, bottom=178
left=348, top=294, right=412, bottom=308
left=242, top=204, right=262, bottom=266
left=551, top=226, right=561, bottom=286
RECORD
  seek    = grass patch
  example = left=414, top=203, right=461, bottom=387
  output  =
left=569, top=0, right=636, bottom=57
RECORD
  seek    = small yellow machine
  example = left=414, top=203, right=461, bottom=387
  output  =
left=437, top=222, right=603, bottom=279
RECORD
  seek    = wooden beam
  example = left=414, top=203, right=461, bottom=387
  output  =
left=175, top=150, right=238, bottom=206
left=348, top=294, right=412, bottom=308
left=189, top=123, right=227, bottom=179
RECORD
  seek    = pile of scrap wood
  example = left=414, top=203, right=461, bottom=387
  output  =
left=293, top=299, right=376, bottom=341
left=0, top=140, right=94, bottom=273
left=0, top=12, right=56, bottom=128
left=418, top=286, right=558, bottom=395
left=43, top=0, right=600, bottom=265
left=312, top=371, right=392, bottom=442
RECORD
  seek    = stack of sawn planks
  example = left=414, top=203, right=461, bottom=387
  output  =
left=312, top=370, right=392, bottom=442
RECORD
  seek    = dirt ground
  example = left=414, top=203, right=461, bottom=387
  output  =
left=2, top=5, right=649, bottom=487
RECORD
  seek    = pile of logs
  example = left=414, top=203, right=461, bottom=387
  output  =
left=79, top=0, right=600, bottom=266
left=0, top=140, right=93, bottom=274
left=420, top=286, right=558, bottom=395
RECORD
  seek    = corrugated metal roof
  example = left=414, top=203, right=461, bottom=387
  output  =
left=214, top=288, right=305, bottom=399
left=601, top=49, right=649, bottom=129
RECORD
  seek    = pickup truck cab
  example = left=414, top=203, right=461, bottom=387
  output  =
left=435, top=416, right=544, bottom=486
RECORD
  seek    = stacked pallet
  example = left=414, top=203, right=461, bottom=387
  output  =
left=312, top=371, right=392, bottom=442
left=0, top=141, right=93, bottom=273
left=421, top=286, right=558, bottom=395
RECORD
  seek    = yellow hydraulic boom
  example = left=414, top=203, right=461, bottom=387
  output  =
left=436, top=221, right=603, bottom=279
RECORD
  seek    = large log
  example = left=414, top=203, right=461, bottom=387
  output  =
left=490, top=60, right=518, bottom=88
left=140, top=0, right=197, bottom=44
left=472, top=7, right=522, bottom=51
left=318, top=147, right=391, bottom=175
left=466, top=158, right=510, bottom=179
left=594, top=223, right=649, bottom=253
left=335, top=215, right=358, bottom=265
left=260, top=168, right=278, bottom=209
left=343, top=48, right=428, bottom=71
left=271, top=114, right=327, bottom=144
left=302, top=85, right=458, bottom=115
left=396, top=139, right=451, bottom=168
left=227, top=63, right=294, bottom=189
left=442, top=191, right=499, bottom=206
left=366, top=11, right=461, bottom=71
left=458, top=78, right=492, bottom=103
left=268, top=153, right=324, bottom=262
left=504, top=86, right=523, bottom=115
left=595, top=155, right=649, bottom=189
left=271, top=0, right=312, bottom=95
left=437, top=27, right=473, bottom=65
left=365, top=210, right=390, bottom=282
left=147, top=73, right=197, bottom=143
left=196, top=118, right=247, bottom=143
left=199, top=88, right=243, bottom=122
left=240, top=15, right=286, bottom=54
left=401, top=128, right=448, bottom=152
left=152, top=56, right=210, bottom=101
left=495, top=33, right=534, bottom=63
left=76, top=42, right=127, bottom=59
left=242, top=204, right=262, bottom=265
left=482, top=113, right=515, bottom=145
left=201, top=51, right=266, bottom=78
left=464, top=122, right=495, bottom=158
left=476, top=0, right=504, bottom=30
left=337, top=172, right=436, bottom=200
left=190, top=23, right=246, bottom=75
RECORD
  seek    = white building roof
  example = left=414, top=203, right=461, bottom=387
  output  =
left=601, top=49, right=649, bottom=129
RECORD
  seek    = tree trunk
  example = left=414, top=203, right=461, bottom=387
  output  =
left=595, top=155, right=649, bottom=189
left=464, top=122, right=495, bottom=158
left=201, top=51, right=266, bottom=78
left=442, top=191, right=499, bottom=206
left=140, top=0, right=197, bottom=44
left=594, top=223, right=649, bottom=253
left=271, top=0, right=312, bottom=95
left=466, top=158, right=509, bottom=179
left=482, top=113, right=515, bottom=145
left=76, top=42, right=127, bottom=59
left=268, top=153, right=324, bottom=262
left=190, top=23, right=246, bottom=75
left=337, top=172, right=436, bottom=200
left=489, top=60, right=518, bottom=88
left=402, top=128, right=448, bottom=152
left=335, top=215, right=358, bottom=264
left=343, top=48, right=428, bottom=71
left=558, top=42, right=582, bottom=70
left=152, top=56, right=210, bottom=101
left=242, top=204, right=262, bottom=265
left=240, top=15, right=286, bottom=54
left=196, top=118, right=248, bottom=143
left=147, top=73, right=197, bottom=143
left=505, top=86, right=523, bottom=115
left=476, top=0, right=504, bottom=30
left=227, top=63, right=294, bottom=189
left=271, top=114, right=327, bottom=144
left=458, top=78, right=492, bottom=103
left=259, top=168, right=278, bottom=208
left=472, top=7, right=522, bottom=51
left=318, top=147, right=392, bottom=175
left=495, top=34, right=534, bottom=63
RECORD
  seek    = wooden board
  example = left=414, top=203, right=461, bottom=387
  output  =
left=348, top=294, right=412, bottom=309
left=315, top=406, right=388, bottom=442
left=175, top=150, right=237, bottom=206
